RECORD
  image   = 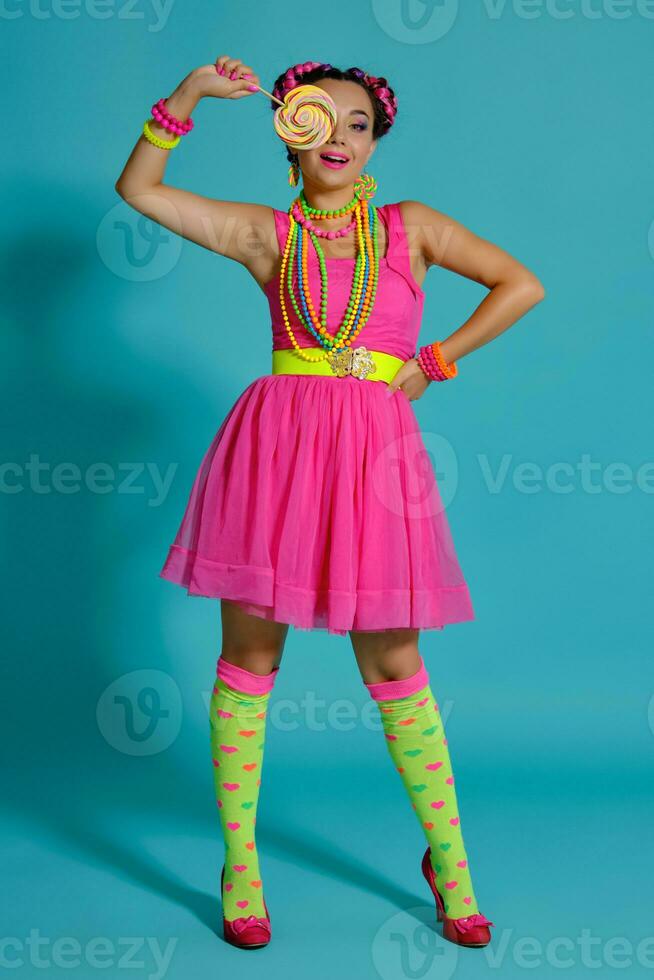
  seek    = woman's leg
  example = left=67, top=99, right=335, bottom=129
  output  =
left=350, top=627, right=480, bottom=919
left=212, top=600, right=290, bottom=920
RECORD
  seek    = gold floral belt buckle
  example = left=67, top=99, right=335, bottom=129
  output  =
left=326, top=345, right=378, bottom=380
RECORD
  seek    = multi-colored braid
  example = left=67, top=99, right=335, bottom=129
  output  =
left=346, top=66, right=398, bottom=136
left=272, top=61, right=335, bottom=106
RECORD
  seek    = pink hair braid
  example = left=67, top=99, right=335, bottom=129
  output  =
left=272, top=61, right=334, bottom=105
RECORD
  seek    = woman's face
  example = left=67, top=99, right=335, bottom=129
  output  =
left=296, top=78, right=378, bottom=190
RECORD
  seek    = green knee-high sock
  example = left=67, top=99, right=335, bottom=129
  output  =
left=365, top=659, right=480, bottom=919
left=210, top=657, right=279, bottom=921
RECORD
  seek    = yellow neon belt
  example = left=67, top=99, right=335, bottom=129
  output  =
left=271, top=346, right=403, bottom=384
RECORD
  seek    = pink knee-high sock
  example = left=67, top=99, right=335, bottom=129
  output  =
left=216, top=656, right=280, bottom=694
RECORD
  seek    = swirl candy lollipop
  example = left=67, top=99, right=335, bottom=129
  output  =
left=272, top=84, right=337, bottom=151
left=242, top=75, right=337, bottom=151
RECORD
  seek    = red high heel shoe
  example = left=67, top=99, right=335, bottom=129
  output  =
left=421, top=846, right=494, bottom=947
left=220, top=864, right=272, bottom=949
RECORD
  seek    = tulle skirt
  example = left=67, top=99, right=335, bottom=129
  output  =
left=159, top=373, right=475, bottom=636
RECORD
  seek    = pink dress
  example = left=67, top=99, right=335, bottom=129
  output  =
left=159, top=201, right=475, bottom=636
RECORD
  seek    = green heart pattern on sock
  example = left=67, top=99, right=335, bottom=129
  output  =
left=375, top=682, right=480, bottom=918
left=210, top=676, right=271, bottom=920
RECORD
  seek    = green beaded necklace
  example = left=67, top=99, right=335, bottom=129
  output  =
left=299, top=187, right=360, bottom=218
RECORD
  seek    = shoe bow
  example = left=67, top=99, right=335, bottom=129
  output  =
left=453, top=912, right=494, bottom=935
left=231, top=914, right=271, bottom=937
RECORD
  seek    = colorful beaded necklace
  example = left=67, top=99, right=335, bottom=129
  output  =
left=278, top=186, right=380, bottom=366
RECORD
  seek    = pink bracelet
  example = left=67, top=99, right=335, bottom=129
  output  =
left=421, top=345, right=441, bottom=379
left=417, top=342, right=458, bottom=382
left=150, top=97, right=194, bottom=136
left=422, top=344, right=454, bottom=381
left=417, top=348, right=437, bottom=380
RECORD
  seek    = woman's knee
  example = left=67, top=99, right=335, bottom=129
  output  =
left=349, top=627, right=421, bottom=685
left=220, top=598, right=289, bottom=674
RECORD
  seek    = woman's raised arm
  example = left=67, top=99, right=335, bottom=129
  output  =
left=114, top=55, right=276, bottom=269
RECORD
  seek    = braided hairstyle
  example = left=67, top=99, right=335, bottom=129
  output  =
left=270, top=61, right=398, bottom=169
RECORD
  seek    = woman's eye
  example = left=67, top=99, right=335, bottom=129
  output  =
left=351, top=123, right=367, bottom=131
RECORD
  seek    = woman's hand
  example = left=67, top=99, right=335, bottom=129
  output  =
left=190, top=53, right=262, bottom=100
left=385, top=358, right=432, bottom=401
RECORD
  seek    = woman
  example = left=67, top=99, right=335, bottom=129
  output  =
left=115, top=55, right=544, bottom=950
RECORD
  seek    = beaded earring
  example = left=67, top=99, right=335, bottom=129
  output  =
left=288, top=155, right=300, bottom=187
left=354, top=171, right=378, bottom=200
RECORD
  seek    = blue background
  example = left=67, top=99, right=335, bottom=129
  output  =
left=3, top=0, right=653, bottom=977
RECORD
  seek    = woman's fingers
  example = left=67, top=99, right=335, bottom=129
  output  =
left=214, top=55, right=254, bottom=80
left=235, top=65, right=260, bottom=90
left=214, top=55, right=241, bottom=77
left=212, top=56, right=260, bottom=96
left=385, top=359, right=432, bottom=399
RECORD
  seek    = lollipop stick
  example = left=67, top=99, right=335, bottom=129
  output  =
left=250, top=83, right=285, bottom=107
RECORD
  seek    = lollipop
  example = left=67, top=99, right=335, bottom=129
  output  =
left=272, top=84, right=337, bottom=151
left=243, top=76, right=337, bottom=151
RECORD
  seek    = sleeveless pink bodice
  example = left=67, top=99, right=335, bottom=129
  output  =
left=263, top=202, right=426, bottom=362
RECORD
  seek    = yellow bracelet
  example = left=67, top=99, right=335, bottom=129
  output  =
left=142, top=119, right=180, bottom=150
